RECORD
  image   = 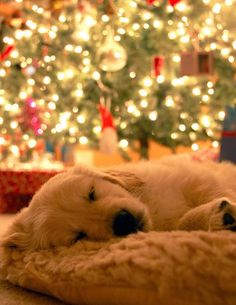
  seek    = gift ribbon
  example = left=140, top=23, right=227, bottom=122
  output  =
left=0, top=45, right=14, bottom=62
left=222, top=131, right=236, bottom=137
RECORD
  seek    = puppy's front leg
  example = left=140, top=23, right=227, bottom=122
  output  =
left=177, top=198, right=236, bottom=231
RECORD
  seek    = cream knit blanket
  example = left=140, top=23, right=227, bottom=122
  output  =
left=0, top=231, right=236, bottom=305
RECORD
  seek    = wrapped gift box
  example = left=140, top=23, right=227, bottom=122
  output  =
left=219, top=105, right=236, bottom=163
left=0, top=169, right=62, bottom=213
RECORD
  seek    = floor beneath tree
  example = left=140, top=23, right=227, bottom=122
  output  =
left=0, top=214, right=15, bottom=237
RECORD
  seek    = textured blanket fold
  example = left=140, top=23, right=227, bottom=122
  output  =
left=0, top=231, right=236, bottom=305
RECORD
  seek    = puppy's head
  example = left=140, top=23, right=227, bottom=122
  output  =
left=1, top=165, right=151, bottom=250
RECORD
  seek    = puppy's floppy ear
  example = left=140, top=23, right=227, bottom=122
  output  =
left=102, top=169, right=144, bottom=195
left=71, top=163, right=144, bottom=195
left=0, top=209, right=30, bottom=249
left=1, top=231, right=28, bottom=249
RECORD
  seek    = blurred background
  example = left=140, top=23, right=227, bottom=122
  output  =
left=1, top=0, right=236, bottom=216
left=1, top=0, right=236, bottom=169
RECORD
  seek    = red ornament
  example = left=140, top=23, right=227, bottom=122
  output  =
left=98, top=103, right=118, bottom=154
left=153, top=56, right=164, bottom=77
left=146, top=0, right=181, bottom=6
left=99, top=103, right=115, bottom=130
left=42, top=45, right=49, bottom=58
left=168, top=0, right=181, bottom=6
left=23, top=97, right=43, bottom=136
left=0, top=45, right=14, bottom=62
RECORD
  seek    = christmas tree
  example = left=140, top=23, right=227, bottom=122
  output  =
left=0, top=0, right=236, bottom=162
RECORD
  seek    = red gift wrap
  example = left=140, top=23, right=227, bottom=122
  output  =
left=0, top=169, right=62, bottom=213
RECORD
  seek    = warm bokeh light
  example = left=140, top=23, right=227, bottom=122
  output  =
left=0, top=0, right=236, bottom=163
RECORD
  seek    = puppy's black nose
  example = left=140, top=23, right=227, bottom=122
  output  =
left=223, top=213, right=235, bottom=226
left=112, top=210, right=139, bottom=237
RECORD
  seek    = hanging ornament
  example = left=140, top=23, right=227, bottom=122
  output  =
left=23, top=59, right=39, bottom=77
left=153, top=55, right=164, bottom=77
left=146, top=0, right=181, bottom=6
left=180, top=31, right=213, bottom=76
left=0, top=45, right=14, bottom=62
left=77, top=0, right=87, bottom=13
left=23, top=97, right=43, bottom=136
left=146, top=0, right=156, bottom=4
left=99, top=99, right=118, bottom=154
left=98, top=31, right=127, bottom=72
left=168, top=0, right=181, bottom=6
left=180, top=51, right=213, bottom=76
left=42, top=44, right=49, bottom=58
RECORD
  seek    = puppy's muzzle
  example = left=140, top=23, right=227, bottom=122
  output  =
left=112, top=209, right=142, bottom=237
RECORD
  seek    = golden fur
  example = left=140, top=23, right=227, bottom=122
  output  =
left=1, top=156, right=236, bottom=250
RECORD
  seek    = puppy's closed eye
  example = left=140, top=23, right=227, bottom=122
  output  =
left=88, top=187, right=96, bottom=201
left=74, top=231, right=87, bottom=242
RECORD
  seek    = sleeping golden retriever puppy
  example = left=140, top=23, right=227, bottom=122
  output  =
left=1, top=157, right=236, bottom=250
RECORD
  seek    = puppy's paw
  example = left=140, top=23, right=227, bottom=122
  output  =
left=209, top=199, right=236, bottom=232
